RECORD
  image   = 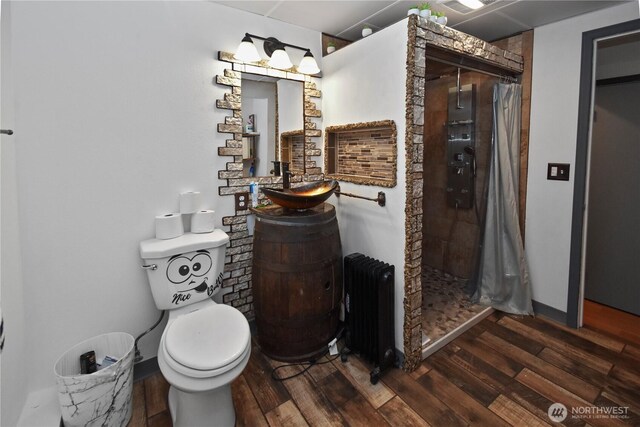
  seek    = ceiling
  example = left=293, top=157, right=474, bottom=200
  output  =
left=214, top=0, right=631, bottom=42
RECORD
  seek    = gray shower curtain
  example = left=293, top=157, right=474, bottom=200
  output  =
left=472, top=83, right=533, bottom=315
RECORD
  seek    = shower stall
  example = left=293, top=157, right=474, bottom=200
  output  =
left=420, top=56, right=530, bottom=351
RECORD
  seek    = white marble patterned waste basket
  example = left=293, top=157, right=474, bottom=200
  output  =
left=54, top=332, right=134, bottom=427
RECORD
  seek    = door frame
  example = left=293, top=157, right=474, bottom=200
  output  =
left=567, top=18, right=640, bottom=328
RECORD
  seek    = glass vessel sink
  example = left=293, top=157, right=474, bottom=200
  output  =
left=261, top=180, right=339, bottom=210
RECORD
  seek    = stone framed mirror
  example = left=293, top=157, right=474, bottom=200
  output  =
left=216, top=51, right=323, bottom=194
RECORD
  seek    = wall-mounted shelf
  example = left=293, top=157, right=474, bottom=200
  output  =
left=242, top=134, right=259, bottom=177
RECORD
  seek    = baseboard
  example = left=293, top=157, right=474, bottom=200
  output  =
left=134, top=357, right=160, bottom=382
left=394, top=348, right=404, bottom=368
left=532, top=300, right=567, bottom=325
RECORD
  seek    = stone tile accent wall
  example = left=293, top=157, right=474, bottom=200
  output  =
left=324, top=120, right=397, bottom=187
left=336, top=129, right=395, bottom=180
left=403, top=18, right=424, bottom=372
left=215, top=52, right=323, bottom=318
left=415, top=19, right=524, bottom=74
left=402, top=15, right=524, bottom=372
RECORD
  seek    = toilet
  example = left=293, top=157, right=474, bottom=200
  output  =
left=140, top=230, right=250, bottom=427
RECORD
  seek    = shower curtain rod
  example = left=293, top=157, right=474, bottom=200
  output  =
left=427, top=55, right=519, bottom=82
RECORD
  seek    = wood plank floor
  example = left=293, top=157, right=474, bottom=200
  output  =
left=128, top=313, right=640, bottom=426
left=583, top=300, right=640, bottom=347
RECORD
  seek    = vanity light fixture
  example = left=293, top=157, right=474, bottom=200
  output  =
left=233, top=33, right=320, bottom=75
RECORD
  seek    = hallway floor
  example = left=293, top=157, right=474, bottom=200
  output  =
left=129, top=313, right=640, bottom=426
left=584, top=299, right=640, bottom=347
left=421, top=266, right=487, bottom=344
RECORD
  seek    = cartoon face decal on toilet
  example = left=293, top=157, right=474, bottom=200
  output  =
left=165, top=250, right=222, bottom=305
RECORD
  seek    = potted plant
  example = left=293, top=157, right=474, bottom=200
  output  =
left=429, top=11, right=438, bottom=22
left=362, top=25, right=373, bottom=38
left=327, top=42, right=336, bottom=54
left=408, top=5, right=420, bottom=16
left=419, top=3, right=431, bottom=18
left=435, top=11, right=447, bottom=25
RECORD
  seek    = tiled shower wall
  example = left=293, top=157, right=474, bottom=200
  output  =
left=421, top=31, right=533, bottom=280
left=422, top=72, right=496, bottom=279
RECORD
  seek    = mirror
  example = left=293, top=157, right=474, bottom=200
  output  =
left=240, top=74, right=304, bottom=177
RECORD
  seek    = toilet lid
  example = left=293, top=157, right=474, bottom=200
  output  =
left=165, top=304, right=250, bottom=371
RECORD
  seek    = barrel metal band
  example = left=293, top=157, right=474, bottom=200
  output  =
left=255, top=215, right=335, bottom=227
left=254, top=257, right=341, bottom=273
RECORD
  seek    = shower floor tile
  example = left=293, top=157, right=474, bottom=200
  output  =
left=421, top=266, right=487, bottom=345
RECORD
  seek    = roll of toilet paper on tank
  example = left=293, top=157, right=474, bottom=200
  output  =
left=155, top=213, right=184, bottom=239
left=190, top=210, right=216, bottom=234
left=179, top=191, right=201, bottom=214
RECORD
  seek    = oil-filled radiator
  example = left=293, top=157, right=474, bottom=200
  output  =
left=343, top=253, right=396, bottom=384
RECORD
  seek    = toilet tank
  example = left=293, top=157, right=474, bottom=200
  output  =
left=140, top=230, right=229, bottom=310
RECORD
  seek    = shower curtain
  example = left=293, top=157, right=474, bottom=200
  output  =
left=472, top=83, right=533, bottom=315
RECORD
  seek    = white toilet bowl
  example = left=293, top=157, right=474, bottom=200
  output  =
left=158, top=302, right=251, bottom=427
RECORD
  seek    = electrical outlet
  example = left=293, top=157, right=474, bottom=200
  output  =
left=547, top=163, right=570, bottom=181
left=235, top=192, right=249, bottom=212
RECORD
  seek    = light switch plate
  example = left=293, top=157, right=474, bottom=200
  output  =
left=547, top=163, right=570, bottom=181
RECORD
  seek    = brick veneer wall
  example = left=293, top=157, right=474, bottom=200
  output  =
left=215, top=52, right=323, bottom=318
left=280, top=130, right=305, bottom=171
left=402, top=16, right=523, bottom=371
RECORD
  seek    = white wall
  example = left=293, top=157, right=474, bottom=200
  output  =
left=323, top=20, right=408, bottom=352
left=1, top=2, right=29, bottom=425
left=526, top=2, right=640, bottom=313
left=277, top=79, right=304, bottom=133
left=5, top=0, right=321, bottom=409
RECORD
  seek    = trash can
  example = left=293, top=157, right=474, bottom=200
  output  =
left=54, top=332, right=134, bottom=427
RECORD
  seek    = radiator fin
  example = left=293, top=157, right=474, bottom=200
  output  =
left=344, top=253, right=395, bottom=382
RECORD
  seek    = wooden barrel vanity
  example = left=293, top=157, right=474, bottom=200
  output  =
left=251, top=203, right=342, bottom=362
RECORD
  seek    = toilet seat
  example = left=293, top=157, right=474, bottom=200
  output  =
left=163, top=304, right=250, bottom=378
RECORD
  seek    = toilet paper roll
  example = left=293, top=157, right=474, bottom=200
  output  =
left=155, top=213, right=184, bottom=239
left=179, top=191, right=201, bottom=214
left=190, top=210, right=216, bottom=234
